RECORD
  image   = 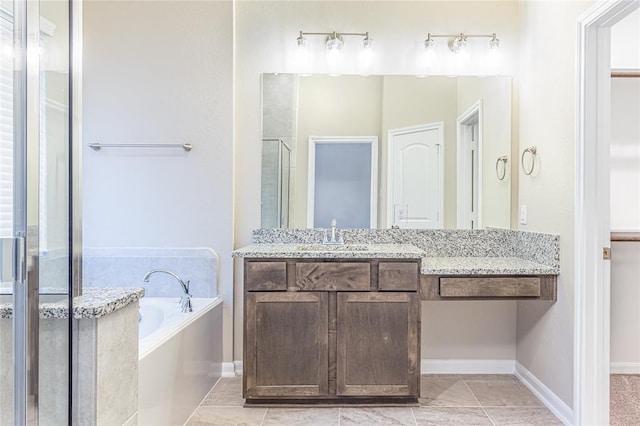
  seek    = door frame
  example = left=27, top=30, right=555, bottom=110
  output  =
left=386, top=123, right=444, bottom=229
left=307, top=136, right=378, bottom=228
left=574, top=1, right=639, bottom=424
left=456, top=100, right=483, bottom=229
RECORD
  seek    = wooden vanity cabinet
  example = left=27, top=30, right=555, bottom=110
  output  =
left=420, top=275, right=557, bottom=301
left=337, top=292, right=419, bottom=397
left=244, top=292, right=329, bottom=398
left=243, top=258, right=421, bottom=404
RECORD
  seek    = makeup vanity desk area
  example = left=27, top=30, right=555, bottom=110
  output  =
left=233, top=239, right=558, bottom=406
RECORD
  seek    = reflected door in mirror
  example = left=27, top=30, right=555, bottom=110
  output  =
left=308, top=137, right=378, bottom=228
left=388, top=124, right=443, bottom=229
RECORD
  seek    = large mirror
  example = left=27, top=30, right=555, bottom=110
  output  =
left=261, top=73, right=512, bottom=230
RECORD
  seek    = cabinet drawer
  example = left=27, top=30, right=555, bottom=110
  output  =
left=378, top=262, right=419, bottom=291
left=245, top=261, right=287, bottom=291
left=296, top=262, right=370, bottom=291
left=439, top=277, right=541, bottom=298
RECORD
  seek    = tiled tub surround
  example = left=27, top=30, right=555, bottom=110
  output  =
left=0, top=287, right=142, bottom=425
left=83, top=247, right=219, bottom=298
left=250, top=228, right=560, bottom=273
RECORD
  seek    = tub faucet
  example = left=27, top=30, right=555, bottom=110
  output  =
left=143, top=269, right=193, bottom=313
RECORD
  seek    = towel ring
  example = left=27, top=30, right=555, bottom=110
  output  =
left=521, top=146, right=537, bottom=176
left=495, top=156, right=508, bottom=181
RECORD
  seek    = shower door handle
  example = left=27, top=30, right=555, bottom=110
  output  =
left=15, top=236, right=26, bottom=283
left=0, top=237, right=24, bottom=283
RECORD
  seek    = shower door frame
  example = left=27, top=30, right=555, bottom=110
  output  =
left=7, top=0, right=81, bottom=422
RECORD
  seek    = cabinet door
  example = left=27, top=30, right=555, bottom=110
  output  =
left=245, top=292, right=329, bottom=398
left=337, top=292, right=419, bottom=397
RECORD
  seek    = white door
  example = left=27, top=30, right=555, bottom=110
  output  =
left=387, top=123, right=443, bottom=229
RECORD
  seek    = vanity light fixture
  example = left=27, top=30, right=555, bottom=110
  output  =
left=423, top=32, right=500, bottom=55
left=296, top=30, right=374, bottom=64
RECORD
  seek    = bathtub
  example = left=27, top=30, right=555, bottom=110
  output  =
left=137, top=297, right=223, bottom=426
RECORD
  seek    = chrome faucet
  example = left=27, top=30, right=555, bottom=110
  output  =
left=143, top=269, right=193, bottom=313
left=323, top=218, right=344, bottom=245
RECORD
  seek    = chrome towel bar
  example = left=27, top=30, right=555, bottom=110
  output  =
left=89, top=143, right=192, bottom=152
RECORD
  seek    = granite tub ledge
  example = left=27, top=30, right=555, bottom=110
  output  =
left=0, top=287, right=144, bottom=319
left=420, top=256, right=559, bottom=276
left=233, top=243, right=425, bottom=259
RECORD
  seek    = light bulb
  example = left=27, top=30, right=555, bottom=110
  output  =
left=489, top=34, right=500, bottom=51
left=359, top=33, right=374, bottom=71
left=487, top=34, right=502, bottom=71
left=362, top=33, right=374, bottom=51
left=296, top=31, right=307, bottom=49
left=423, top=35, right=438, bottom=68
left=325, top=33, right=343, bottom=68
left=449, top=35, right=467, bottom=54
left=295, top=32, right=311, bottom=73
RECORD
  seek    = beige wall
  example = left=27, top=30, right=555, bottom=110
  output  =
left=381, top=76, right=458, bottom=228
left=235, top=0, right=521, bottom=366
left=515, top=0, right=595, bottom=408
left=457, top=77, right=512, bottom=229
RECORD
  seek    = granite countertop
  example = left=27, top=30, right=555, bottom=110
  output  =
left=0, top=287, right=144, bottom=319
left=421, top=256, right=559, bottom=275
left=233, top=243, right=425, bottom=259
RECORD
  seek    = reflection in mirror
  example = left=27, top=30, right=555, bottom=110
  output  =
left=261, top=73, right=512, bottom=230
left=261, top=139, right=291, bottom=228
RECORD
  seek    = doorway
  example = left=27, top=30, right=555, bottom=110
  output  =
left=575, top=1, right=640, bottom=424
left=457, top=101, right=482, bottom=229
left=608, top=9, right=640, bottom=425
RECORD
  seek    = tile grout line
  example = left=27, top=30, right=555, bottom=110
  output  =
left=259, top=408, right=268, bottom=426
left=462, top=379, right=496, bottom=426
left=410, top=406, right=419, bottom=426
left=182, top=376, right=223, bottom=424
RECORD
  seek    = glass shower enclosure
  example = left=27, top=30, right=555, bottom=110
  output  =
left=0, top=0, right=75, bottom=423
left=261, top=138, right=291, bottom=228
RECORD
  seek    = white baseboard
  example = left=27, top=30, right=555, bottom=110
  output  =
left=611, top=362, right=640, bottom=374
left=515, top=362, right=573, bottom=426
left=421, top=359, right=515, bottom=374
left=221, top=362, right=236, bottom=377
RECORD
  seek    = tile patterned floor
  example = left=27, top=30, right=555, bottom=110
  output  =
left=186, top=375, right=563, bottom=425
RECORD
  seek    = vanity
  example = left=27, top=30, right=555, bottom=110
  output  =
left=234, top=228, right=560, bottom=406
left=237, top=244, right=424, bottom=404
